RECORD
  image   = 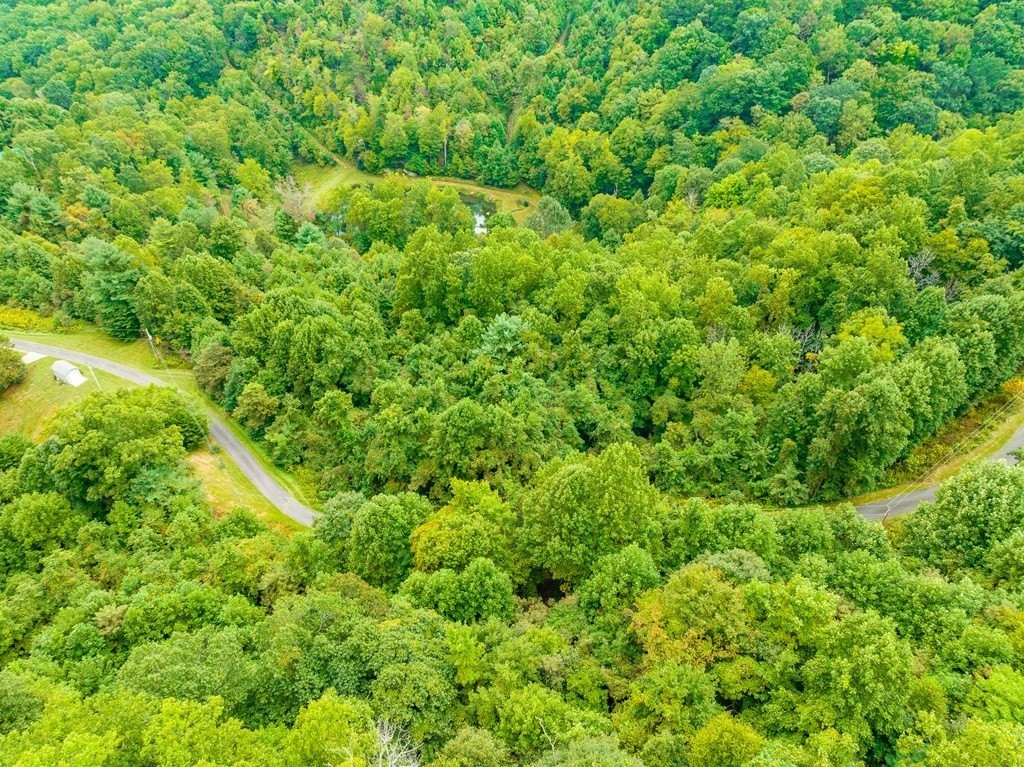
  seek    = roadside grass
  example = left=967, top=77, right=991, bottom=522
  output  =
left=0, top=358, right=129, bottom=440
left=292, top=160, right=541, bottom=223
left=204, top=401, right=320, bottom=510
left=3, top=328, right=317, bottom=525
left=849, top=378, right=1024, bottom=507
left=188, top=447, right=302, bottom=532
left=6, top=328, right=178, bottom=374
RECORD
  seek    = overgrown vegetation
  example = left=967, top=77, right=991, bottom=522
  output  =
left=3, top=389, right=1024, bottom=765
left=4, top=0, right=1024, bottom=764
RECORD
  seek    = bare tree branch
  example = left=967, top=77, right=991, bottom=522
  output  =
left=374, top=720, right=420, bottom=767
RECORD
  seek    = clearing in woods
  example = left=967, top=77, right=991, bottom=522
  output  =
left=1, top=331, right=306, bottom=530
left=291, top=160, right=540, bottom=223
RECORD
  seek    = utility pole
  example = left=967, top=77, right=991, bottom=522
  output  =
left=143, top=327, right=160, bottom=363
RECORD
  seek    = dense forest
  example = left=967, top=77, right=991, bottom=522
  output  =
left=3, top=0, right=1024, bottom=764
left=4, top=382, right=1024, bottom=765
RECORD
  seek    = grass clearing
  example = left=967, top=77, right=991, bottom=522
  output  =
left=292, top=160, right=541, bottom=223
left=5, top=329, right=181, bottom=375
left=188, top=447, right=302, bottom=532
left=7, top=329, right=204, bottom=403
left=2, top=328, right=316, bottom=526
left=207, top=402, right=320, bottom=509
left=0, top=358, right=130, bottom=439
left=293, top=159, right=377, bottom=206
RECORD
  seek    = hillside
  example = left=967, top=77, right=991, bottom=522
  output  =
left=2, top=1, right=1024, bottom=765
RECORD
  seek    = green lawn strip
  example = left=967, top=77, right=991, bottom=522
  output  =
left=293, top=159, right=376, bottom=206
left=6, top=329, right=170, bottom=372
left=188, top=446, right=302, bottom=532
left=5, top=329, right=319, bottom=515
left=292, top=160, right=541, bottom=221
left=0, top=359, right=130, bottom=439
left=203, top=398, right=320, bottom=510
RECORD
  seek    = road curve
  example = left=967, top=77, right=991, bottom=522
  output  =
left=10, top=339, right=318, bottom=527
left=855, top=420, right=1024, bottom=522
left=13, top=341, right=1024, bottom=528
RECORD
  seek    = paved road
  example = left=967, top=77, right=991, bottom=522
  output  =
left=14, top=340, right=1024, bottom=528
left=855, top=420, right=1024, bottom=522
left=10, top=339, right=318, bottom=527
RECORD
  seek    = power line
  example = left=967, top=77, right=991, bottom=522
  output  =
left=875, top=389, right=1024, bottom=521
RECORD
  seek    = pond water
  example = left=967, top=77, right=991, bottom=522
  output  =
left=461, top=193, right=496, bottom=235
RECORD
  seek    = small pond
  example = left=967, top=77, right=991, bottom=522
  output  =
left=460, top=193, right=497, bottom=234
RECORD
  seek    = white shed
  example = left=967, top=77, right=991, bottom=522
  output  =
left=52, top=360, right=88, bottom=387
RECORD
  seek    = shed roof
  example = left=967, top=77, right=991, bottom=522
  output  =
left=51, top=360, right=88, bottom=387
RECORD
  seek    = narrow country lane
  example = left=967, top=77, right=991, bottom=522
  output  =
left=855, top=420, right=1024, bottom=521
left=9, top=339, right=318, bottom=527
left=11, top=341, right=1024, bottom=528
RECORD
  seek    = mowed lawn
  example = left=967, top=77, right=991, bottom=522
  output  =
left=7, top=329, right=318, bottom=512
left=292, top=160, right=541, bottom=223
left=0, top=356, right=129, bottom=439
left=0, top=342, right=302, bottom=531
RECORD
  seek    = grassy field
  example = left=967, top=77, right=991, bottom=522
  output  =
left=293, top=158, right=377, bottom=206
left=188, top=447, right=302, bottom=532
left=292, top=160, right=541, bottom=223
left=1, top=329, right=310, bottom=529
left=7, top=328, right=179, bottom=374
left=0, top=357, right=130, bottom=439
left=7, top=329, right=319, bottom=508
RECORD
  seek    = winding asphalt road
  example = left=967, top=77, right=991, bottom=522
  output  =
left=855, top=419, right=1024, bottom=522
left=10, top=339, right=318, bottom=527
left=13, top=341, right=1024, bottom=528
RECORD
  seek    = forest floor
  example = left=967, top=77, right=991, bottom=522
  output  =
left=291, top=160, right=541, bottom=223
left=1, top=329, right=312, bottom=531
